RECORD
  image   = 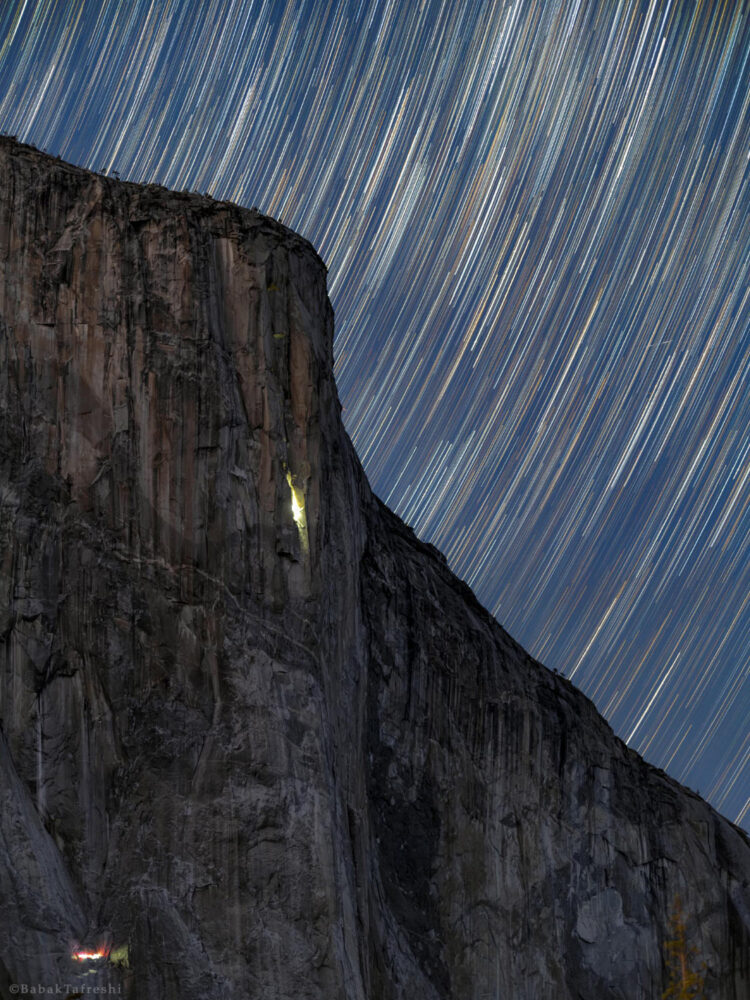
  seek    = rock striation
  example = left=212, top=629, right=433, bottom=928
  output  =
left=0, top=137, right=748, bottom=999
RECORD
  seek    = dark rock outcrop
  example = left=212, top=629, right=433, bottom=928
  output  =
left=1, top=137, right=748, bottom=999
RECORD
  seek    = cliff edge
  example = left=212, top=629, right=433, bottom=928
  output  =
left=1, top=137, right=748, bottom=999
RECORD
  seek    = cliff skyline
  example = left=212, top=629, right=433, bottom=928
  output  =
left=0, top=137, right=748, bottom=998
left=0, top=0, right=747, bottom=832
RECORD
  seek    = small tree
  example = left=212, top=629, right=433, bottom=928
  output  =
left=662, top=895, right=707, bottom=999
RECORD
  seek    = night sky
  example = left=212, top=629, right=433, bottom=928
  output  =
left=1, top=0, right=747, bottom=831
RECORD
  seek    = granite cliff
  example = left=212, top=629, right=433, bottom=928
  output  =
left=0, top=137, right=748, bottom=999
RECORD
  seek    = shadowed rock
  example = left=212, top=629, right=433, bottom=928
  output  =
left=0, top=137, right=748, bottom=999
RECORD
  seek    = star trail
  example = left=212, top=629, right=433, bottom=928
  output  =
left=1, top=0, right=748, bottom=830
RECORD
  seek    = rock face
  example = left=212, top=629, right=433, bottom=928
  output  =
left=0, top=137, right=748, bottom=999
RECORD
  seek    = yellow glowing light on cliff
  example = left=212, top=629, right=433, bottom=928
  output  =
left=285, top=469, right=309, bottom=553
left=109, top=944, right=130, bottom=968
left=72, top=949, right=105, bottom=961
left=291, top=488, right=304, bottom=526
